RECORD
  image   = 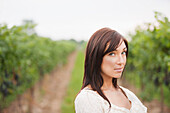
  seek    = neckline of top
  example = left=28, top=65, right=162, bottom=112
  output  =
left=82, top=86, right=133, bottom=111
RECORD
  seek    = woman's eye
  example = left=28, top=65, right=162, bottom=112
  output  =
left=122, top=51, right=126, bottom=55
left=109, top=53, right=115, bottom=56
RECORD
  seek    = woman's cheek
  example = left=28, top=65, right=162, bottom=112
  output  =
left=104, top=56, right=116, bottom=68
left=123, top=56, right=127, bottom=64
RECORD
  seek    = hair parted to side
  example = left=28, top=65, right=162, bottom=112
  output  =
left=81, top=27, right=128, bottom=108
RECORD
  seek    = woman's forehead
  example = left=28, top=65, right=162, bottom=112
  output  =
left=105, top=40, right=126, bottom=52
left=115, top=41, right=127, bottom=51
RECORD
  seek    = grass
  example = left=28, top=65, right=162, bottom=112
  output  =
left=61, top=50, right=84, bottom=113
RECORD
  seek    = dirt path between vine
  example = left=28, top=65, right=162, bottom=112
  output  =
left=2, top=51, right=78, bottom=113
left=32, top=51, right=78, bottom=113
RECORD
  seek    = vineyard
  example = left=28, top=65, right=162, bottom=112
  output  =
left=125, top=12, right=170, bottom=112
left=0, top=12, right=170, bottom=113
left=0, top=20, right=77, bottom=110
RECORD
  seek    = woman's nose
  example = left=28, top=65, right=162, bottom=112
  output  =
left=117, top=55, right=124, bottom=64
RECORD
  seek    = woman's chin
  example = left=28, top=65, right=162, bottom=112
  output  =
left=112, top=73, right=122, bottom=78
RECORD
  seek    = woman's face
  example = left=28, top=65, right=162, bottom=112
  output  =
left=101, top=40, right=127, bottom=79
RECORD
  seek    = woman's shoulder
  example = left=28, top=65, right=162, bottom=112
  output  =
left=74, top=87, right=106, bottom=113
left=75, top=87, right=101, bottom=103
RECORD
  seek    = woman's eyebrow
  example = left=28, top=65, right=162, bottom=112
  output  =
left=123, top=47, right=127, bottom=50
left=115, top=47, right=127, bottom=51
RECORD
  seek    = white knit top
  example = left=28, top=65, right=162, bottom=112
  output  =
left=74, top=86, right=147, bottom=113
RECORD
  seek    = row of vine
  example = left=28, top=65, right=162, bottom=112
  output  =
left=0, top=20, right=77, bottom=109
left=126, top=12, right=170, bottom=112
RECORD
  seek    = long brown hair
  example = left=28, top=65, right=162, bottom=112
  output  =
left=81, top=27, right=128, bottom=107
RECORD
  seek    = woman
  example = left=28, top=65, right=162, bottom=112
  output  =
left=74, top=28, right=147, bottom=113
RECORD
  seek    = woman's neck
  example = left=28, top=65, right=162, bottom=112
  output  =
left=101, top=77, right=118, bottom=91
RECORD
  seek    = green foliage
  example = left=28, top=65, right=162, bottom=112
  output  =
left=126, top=12, right=170, bottom=106
left=0, top=21, right=77, bottom=109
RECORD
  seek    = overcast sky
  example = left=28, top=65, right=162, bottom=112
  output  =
left=0, top=0, right=170, bottom=41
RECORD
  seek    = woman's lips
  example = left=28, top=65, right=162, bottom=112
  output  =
left=114, top=68, right=123, bottom=72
